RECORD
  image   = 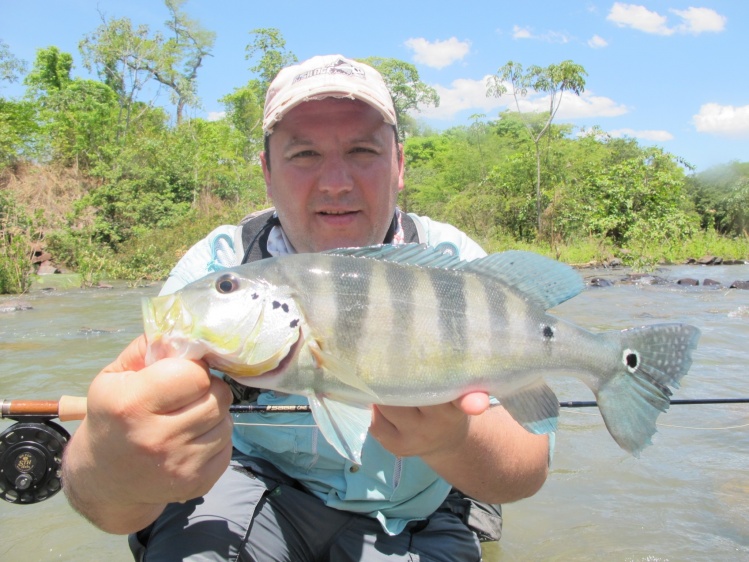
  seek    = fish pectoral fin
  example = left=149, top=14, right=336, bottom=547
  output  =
left=308, top=394, right=372, bottom=465
left=307, top=340, right=380, bottom=401
left=497, top=380, right=560, bottom=435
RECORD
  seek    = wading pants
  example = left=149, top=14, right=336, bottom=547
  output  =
left=128, top=450, right=482, bottom=562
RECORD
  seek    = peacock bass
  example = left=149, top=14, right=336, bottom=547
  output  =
left=142, top=244, right=700, bottom=464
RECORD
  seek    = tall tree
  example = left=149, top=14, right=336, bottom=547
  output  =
left=359, top=57, right=439, bottom=139
left=245, top=28, right=297, bottom=94
left=222, top=28, right=297, bottom=156
left=23, top=46, right=73, bottom=95
left=487, top=60, right=586, bottom=234
left=80, top=0, right=214, bottom=126
left=159, top=0, right=215, bottom=124
left=0, top=40, right=27, bottom=86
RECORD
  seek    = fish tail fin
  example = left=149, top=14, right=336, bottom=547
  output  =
left=594, top=323, right=700, bottom=456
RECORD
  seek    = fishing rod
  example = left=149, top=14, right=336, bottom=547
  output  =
left=2, top=395, right=748, bottom=505
left=5, top=396, right=748, bottom=420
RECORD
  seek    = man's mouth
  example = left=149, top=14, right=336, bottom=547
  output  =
left=318, top=210, right=358, bottom=215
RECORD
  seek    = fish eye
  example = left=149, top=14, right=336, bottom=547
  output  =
left=215, top=274, right=239, bottom=294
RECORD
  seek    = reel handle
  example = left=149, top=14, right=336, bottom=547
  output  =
left=1, top=396, right=86, bottom=421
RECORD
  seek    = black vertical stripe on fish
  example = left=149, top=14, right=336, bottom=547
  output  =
left=428, top=268, right=467, bottom=352
left=385, top=262, right=417, bottom=374
left=332, top=257, right=374, bottom=354
left=476, top=273, right=509, bottom=340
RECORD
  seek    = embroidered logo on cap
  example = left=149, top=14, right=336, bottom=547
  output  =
left=292, top=57, right=366, bottom=84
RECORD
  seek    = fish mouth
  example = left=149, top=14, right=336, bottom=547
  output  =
left=221, top=328, right=303, bottom=385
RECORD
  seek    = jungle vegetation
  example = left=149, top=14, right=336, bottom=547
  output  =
left=1, top=1, right=747, bottom=293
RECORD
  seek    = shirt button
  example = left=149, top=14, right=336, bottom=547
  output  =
left=349, top=465, right=360, bottom=473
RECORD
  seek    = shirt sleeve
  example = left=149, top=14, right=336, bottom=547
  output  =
left=159, top=225, right=241, bottom=296
left=408, top=213, right=487, bottom=261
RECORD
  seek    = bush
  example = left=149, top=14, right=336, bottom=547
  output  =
left=0, top=189, right=32, bottom=293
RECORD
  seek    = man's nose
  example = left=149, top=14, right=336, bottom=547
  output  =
left=318, top=154, right=353, bottom=194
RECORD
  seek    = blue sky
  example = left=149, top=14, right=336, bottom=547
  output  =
left=2, top=1, right=747, bottom=173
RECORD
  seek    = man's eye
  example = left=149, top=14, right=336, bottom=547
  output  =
left=291, top=150, right=317, bottom=159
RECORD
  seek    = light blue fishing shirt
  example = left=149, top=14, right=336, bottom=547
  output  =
left=161, top=212, right=502, bottom=535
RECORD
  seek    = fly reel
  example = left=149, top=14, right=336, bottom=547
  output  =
left=0, top=419, right=70, bottom=504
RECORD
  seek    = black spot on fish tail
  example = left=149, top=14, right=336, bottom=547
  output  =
left=626, top=351, right=638, bottom=369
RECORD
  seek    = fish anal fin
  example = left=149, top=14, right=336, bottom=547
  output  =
left=498, top=380, right=560, bottom=435
left=308, top=395, right=372, bottom=464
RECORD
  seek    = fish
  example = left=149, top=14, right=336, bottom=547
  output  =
left=142, top=244, right=701, bottom=464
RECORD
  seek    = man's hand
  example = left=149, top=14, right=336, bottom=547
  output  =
left=369, top=392, right=490, bottom=458
left=62, top=335, right=234, bottom=534
left=369, top=391, right=550, bottom=504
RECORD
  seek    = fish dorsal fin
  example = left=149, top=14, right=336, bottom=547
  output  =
left=456, top=250, right=584, bottom=310
left=325, top=245, right=584, bottom=310
left=323, top=243, right=464, bottom=269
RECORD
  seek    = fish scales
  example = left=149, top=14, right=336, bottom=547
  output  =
left=427, top=266, right=468, bottom=354
left=384, top=258, right=417, bottom=379
left=142, top=244, right=701, bottom=464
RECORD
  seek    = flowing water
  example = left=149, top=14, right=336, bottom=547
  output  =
left=1, top=265, right=748, bottom=561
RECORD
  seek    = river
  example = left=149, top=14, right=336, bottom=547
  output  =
left=1, top=264, right=748, bottom=561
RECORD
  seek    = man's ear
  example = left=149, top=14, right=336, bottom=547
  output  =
left=260, top=151, right=272, bottom=198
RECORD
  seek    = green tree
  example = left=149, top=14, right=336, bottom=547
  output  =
left=359, top=57, right=439, bottom=139
left=24, top=46, right=73, bottom=95
left=487, top=60, right=587, bottom=234
left=24, top=46, right=119, bottom=167
left=687, top=162, right=749, bottom=236
left=221, top=28, right=297, bottom=156
left=80, top=0, right=215, bottom=126
left=245, top=28, right=297, bottom=93
left=0, top=40, right=27, bottom=86
left=80, top=16, right=162, bottom=138
left=0, top=98, right=39, bottom=165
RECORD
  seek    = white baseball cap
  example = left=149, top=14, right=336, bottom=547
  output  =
left=262, top=54, right=397, bottom=134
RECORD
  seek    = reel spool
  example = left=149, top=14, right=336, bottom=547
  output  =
left=0, top=420, right=70, bottom=504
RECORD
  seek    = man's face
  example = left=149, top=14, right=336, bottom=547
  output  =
left=261, top=98, right=404, bottom=253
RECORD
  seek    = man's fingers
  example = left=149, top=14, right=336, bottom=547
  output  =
left=454, top=392, right=490, bottom=416
left=127, top=357, right=220, bottom=415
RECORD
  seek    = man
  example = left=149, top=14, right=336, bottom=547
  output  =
left=63, top=55, right=550, bottom=561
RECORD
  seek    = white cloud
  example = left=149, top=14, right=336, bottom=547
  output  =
left=607, top=3, right=727, bottom=36
left=414, top=77, right=627, bottom=122
left=671, top=7, right=727, bottom=34
left=588, top=34, right=608, bottom=48
left=693, top=103, right=749, bottom=137
left=404, top=37, right=470, bottom=70
left=609, top=128, right=674, bottom=142
left=530, top=91, right=628, bottom=119
left=512, top=25, right=533, bottom=39
left=207, top=111, right=226, bottom=121
left=607, top=2, right=672, bottom=35
left=416, top=76, right=507, bottom=120
left=511, top=25, right=570, bottom=43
